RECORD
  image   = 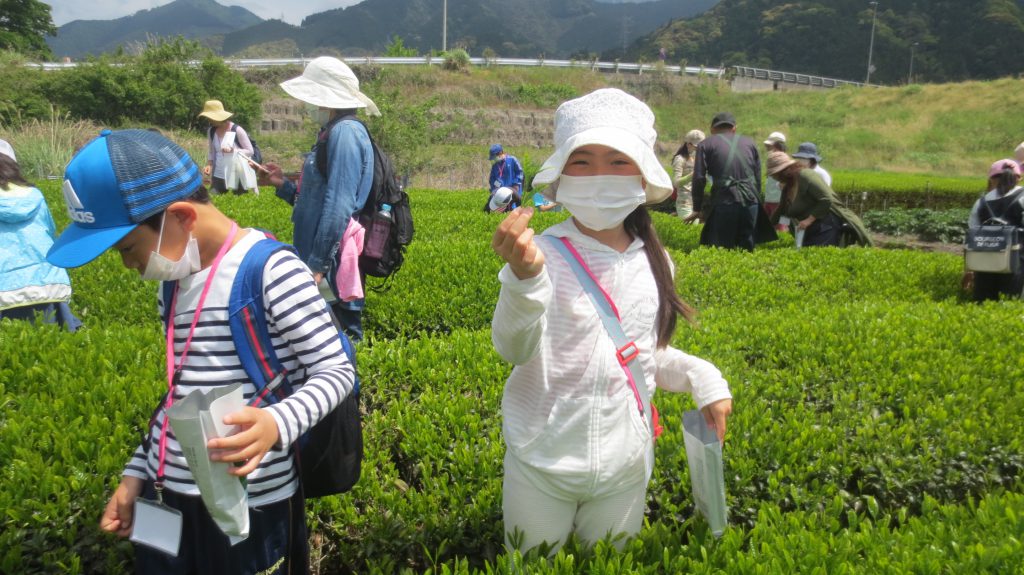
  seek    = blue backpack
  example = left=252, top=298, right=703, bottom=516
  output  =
left=161, top=236, right=363, bottom=497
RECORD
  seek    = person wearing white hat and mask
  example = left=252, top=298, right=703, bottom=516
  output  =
left=262, top=57, right=381, bottom=342
left=491, top=88, right=733, bottom=553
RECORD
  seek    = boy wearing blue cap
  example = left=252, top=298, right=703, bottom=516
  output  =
left=488, top=143, right=523, bottom=210
left=47, top=129, right=354, bottom=573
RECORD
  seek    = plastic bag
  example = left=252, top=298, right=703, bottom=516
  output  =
left=166, top=383, right=249, bottom=543
left=682, top=409, right=728, bottom=537
left=223, top=151, right=258, bottom=194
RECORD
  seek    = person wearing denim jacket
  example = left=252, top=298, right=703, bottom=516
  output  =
left=263, top=57, right=378, bottom=342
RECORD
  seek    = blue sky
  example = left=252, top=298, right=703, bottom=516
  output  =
left=46, top=0, right=361, bottom=26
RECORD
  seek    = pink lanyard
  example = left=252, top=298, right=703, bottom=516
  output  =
left=155, top=223, right=238, bottom=494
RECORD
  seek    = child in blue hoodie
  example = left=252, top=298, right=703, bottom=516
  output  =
left=0, top=140, right=80, bottom=330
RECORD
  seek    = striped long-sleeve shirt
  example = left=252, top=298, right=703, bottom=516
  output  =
left=123, top=229, right=354, bottom=506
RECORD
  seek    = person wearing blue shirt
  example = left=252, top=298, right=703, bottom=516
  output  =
left=488, top=144, right=524, bottom=210
left=264, top=57, right=379, bottom=342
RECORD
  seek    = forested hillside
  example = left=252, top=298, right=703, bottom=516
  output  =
left=621, top=0, right=1024, bottom=84
left=47, top=0, right=262, bottom=59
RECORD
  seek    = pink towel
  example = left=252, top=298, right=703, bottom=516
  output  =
left=335, top=218, right=365, bottom=302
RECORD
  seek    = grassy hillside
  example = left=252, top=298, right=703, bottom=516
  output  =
left=350, top=66, right=1024, bottom=178
left=5, top=64, right=1024, bottom=187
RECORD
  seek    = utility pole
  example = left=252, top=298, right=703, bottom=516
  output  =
left=908, top=42, right=918, bottom=84
left=442, top=0, right=447, bottom=52
left=865, top=1, right=879, bottom=84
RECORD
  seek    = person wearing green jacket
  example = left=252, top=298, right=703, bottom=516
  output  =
left=765, top=151, right=872, bottom=247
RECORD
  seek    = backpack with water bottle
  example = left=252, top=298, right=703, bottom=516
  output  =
left=316, top=115, right=414, bottom=285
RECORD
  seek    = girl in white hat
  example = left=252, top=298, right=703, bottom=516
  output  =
left=671, top=129, right=705, bottom=220
left=491, top=88, right=733, bottom=553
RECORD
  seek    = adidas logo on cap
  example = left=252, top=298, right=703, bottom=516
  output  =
left=63, top=179, right=95, bottom=224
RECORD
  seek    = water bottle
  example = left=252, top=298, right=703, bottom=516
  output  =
left=363, top=203, right=392, bottom=259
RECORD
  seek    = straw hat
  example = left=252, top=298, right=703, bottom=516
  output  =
left=532, top=88, right=673, bottom=204
left=280, top=57, right=380, bottom=116
left=766, top=150, right=797, bottom=176
left=197, top=100, right=232, bottom=122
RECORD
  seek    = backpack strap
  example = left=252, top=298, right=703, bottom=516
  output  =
left=228, top=235, right=360, bottom=409
left=315, top=114, right=364, bottom=181
left=229, top=237, right=296, bottom=405
left=544, top=236, right=655, bottom=438
left=712, top=133, right=757, bottom=204
left=983, top=186, right=1024, bottom=224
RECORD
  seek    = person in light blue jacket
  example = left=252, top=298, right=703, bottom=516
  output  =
left=0, top=141, right=81, bottom=330
left=263, top=57, right=378, bottom=342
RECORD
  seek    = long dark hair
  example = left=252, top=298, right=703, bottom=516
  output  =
left=624, top=206, right=697, bottom=347
left=993, top=167, right=1019, bottom=196
left=0, top=155, right=30, bottom=190
left=674, top=142, right=692, bottom=160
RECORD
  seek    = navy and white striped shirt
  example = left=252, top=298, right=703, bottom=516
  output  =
left=123, top=230, right=354, bottom=506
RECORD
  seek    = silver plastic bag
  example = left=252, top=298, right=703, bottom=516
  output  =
left=682, top=409, right=728, bottom=537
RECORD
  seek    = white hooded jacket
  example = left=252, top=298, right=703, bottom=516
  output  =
left=492, top=219, right=731, bottom=496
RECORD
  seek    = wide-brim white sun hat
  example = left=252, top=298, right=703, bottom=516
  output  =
left=280, top=57, right=380, bottom=116
left=532, top=88, right=673, bottom=204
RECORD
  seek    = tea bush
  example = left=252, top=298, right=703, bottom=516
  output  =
left=2, top=184, right=1022, bottom=573
left=862, top=207, right=971, bottom=243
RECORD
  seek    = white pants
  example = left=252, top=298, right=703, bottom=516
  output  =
left=502, top=454, right=648, bottom=553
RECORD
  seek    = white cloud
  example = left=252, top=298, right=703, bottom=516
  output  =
left=48, top=0, right=361, bottom=27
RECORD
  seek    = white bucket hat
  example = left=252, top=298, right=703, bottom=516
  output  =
left=280, top=57, right=380, bottom=116
left=532, top=88, right=673, bottom=204
left=0, top=138, right=15, bottom=162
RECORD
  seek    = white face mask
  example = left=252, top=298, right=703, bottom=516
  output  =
left=141, top=212, right=202, bottom=281
left=307, top=104, right=333, bottom=127
left=555, top=174, right=645, bottom=231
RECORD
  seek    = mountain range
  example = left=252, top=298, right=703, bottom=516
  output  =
left=620, top=0, right=1024, bottom=83
left=47, top=0, right=717, bottom=59
left=48, top=0, right=262, bottom=58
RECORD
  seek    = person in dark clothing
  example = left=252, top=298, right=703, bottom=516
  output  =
left=964, top=158, right=1024, bottom=302
left=689, top=112, right=763, bottom=251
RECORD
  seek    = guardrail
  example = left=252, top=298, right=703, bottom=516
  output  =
left=31, top=58, right=865, bottom=88
left=30, top=56, right=726, bottom=77
left=732, top=65, right=864, bottom=88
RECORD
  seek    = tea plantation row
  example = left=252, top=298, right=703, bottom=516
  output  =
left=1, top=186, right=1021, bottom=573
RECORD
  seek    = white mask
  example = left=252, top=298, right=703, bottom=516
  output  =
left=307, top=104, right=333, bottom=127
left=555, top=174, right=645, bottom=231
left=141, top=212, right=202, bottom=281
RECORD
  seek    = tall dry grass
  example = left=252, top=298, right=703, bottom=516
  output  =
left=0, top=108, right=209, bottom=181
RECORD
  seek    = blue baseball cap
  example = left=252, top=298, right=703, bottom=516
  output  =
left=47, top=129, right=202, bottom=268
left=489, top=143, right=503, bottom=160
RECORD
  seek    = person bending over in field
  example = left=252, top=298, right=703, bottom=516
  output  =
left=491, top=88, right=733, bottom=553
left=765, top=150, right=872, bottom=248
